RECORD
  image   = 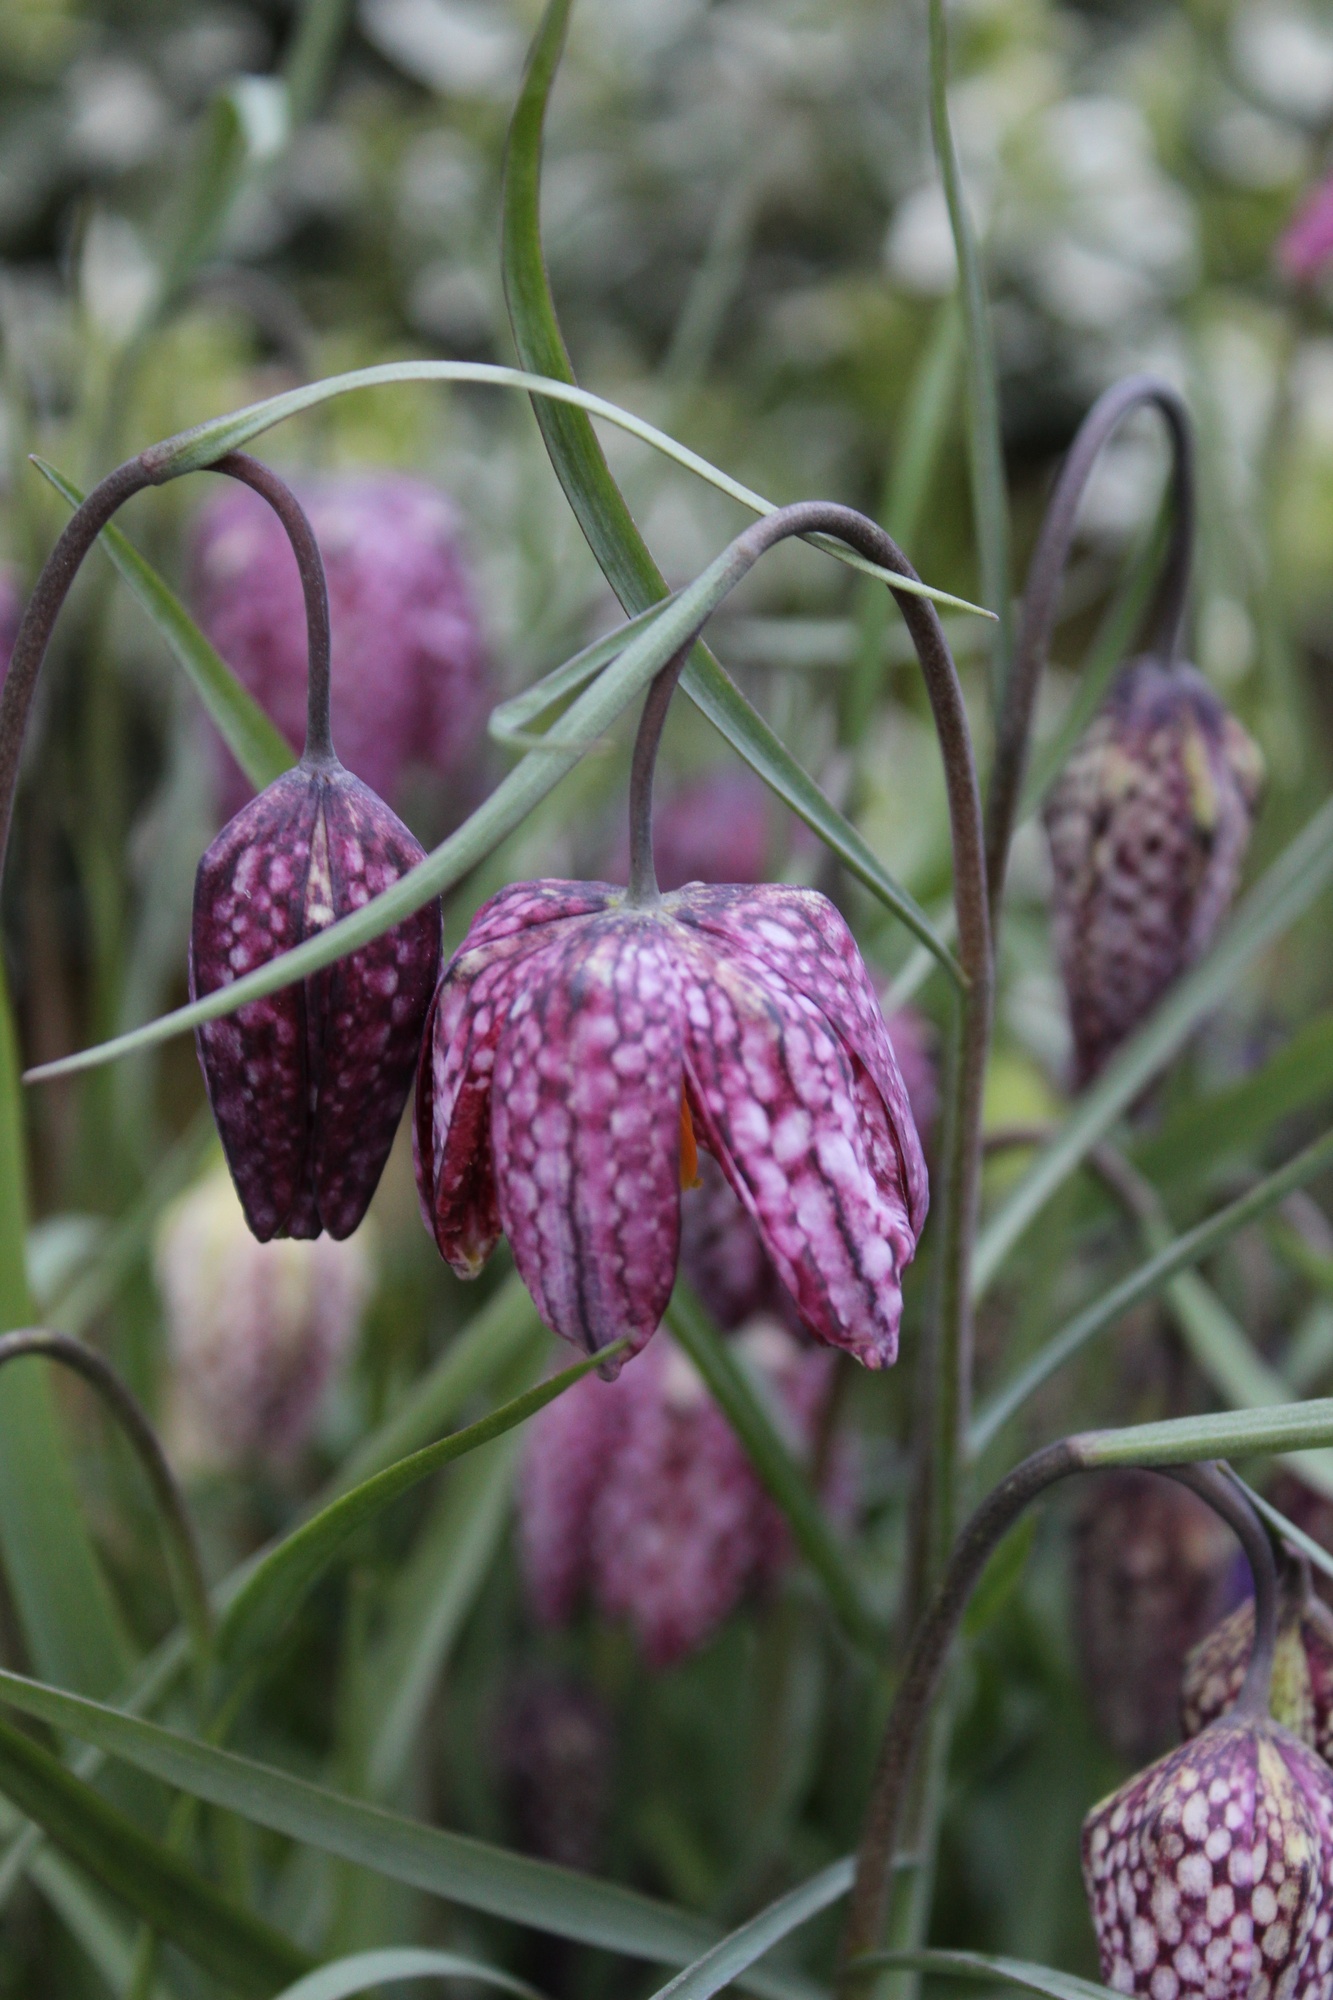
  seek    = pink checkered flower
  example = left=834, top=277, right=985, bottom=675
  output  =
left=518, top=1323, right=843, bottom=1666
left=414, top=878, right=928, bottom=1372
left=190, top=474, right=492, bottom=816
left=1083, top=1717, right=1333, bottom=2000
left=1183, top=1582, right=1333, bottom=1769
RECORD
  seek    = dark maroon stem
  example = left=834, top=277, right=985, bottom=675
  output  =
left=839, top=1446, right=1276, bottom=1980
left=627, top=646, right=691, bottom=906
left=0, top=455, right=168, bottom=882
left=208, top=453, right=335, bottom=767
left=985, top=374, right=1194, bottom=922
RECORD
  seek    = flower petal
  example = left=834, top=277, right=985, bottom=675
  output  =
left=306, top=774, right=441, bottom=1239
left=490, top=915, right=685, bottom=1369
left=671, top=883, right=928, bottom=1234
left=190, top=770, right=319, bottom=1241
left=679, top=939, right=916, bottom=1368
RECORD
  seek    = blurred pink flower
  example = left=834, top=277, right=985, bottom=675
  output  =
left=518, top=1323, right=844, bottom=1666
left=606, top=769, right=772, bottom=890
left=190, top=474, right=492, bottom=817
left=1278, top=172, right=1333, bottom=284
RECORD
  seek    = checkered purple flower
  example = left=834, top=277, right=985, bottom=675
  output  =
left=413, top=878, right=928, bottom=1372
left=191, top=763, right=441, bottom=1240
left=517, top=1322, right=843, bottom=1666
left=1044, top=659, right=1263, bottom=1086
left=1083, top=1719, right=1333, bottom=2000
left=1184, top=1589, right=1333, bottom=1769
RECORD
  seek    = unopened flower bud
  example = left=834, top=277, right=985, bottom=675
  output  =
left=191, top=761, right=441, bottom=1240
left=518, top=1323, right=846, bottom=1667
left=1074, top=1470, right=1238, bottom=1762
left=1183, top=1576, right=1333, bottom=1767
left=1044, top=659, right=1263, bottom=1087
left=496, top=1671, right=615, bottom=1873
left=156, top=1164, right=372, bottom=1469
left=1083, top=1717, right=1333, bottom=2000
left=190, top=475, right=491, bottom=816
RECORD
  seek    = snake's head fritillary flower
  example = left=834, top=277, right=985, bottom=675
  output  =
left=1183, top=1581, right=1333, bottom=1768
left=155, top=1164, right=373, bottom=1469
left=882, top=1006, right=938, bottom=1148
left=1044, top=659, right=1263, bottom=1087
left=517, top=1322, right=845, bottom=1665
left=1074, top=1470, right=1239, bottom=1762
left=1278, top=174, right=1333, bottom=286
left=414, top=878, right=927, bottom=1372
left=1083, top=1719, right=1333, bottom=2000
left=191, top=762, right=441, bottom=1240
left=190, top=475, right=491, bottom=817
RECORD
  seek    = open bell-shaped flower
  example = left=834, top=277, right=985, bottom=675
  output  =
left=192, top=760, right=441, bottom=1239
left=1044, top=658, right=1263, bottom=1087
left=1083, top=1714, right=1333, bottom=2000
left=413, top=877, right=927, bottom=1372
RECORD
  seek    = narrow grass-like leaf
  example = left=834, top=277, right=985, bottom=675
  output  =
left=26, top=1847, right=174, bottom=2000
left=927, top=0, right=1012, bottom=700
left=330, top=1271, right=544, bottom=1494
left=36, top=460, right=294, bottom=792
left=0, top=1709, right=309, bottom=1996
left=219, top=1340, right=621, bottom=1666
left=363, top=1430, right=523, bottom=1799
left=501, top=0, right=970, bottom=961
left=859, top=1948, right=1116, bottom=2000
left=0, top=966, right=132, bottom=1697
left=489, top=603, right=675, bottom=749
left=1079, top=1399, right=1333, bottom=1466
left=141, top=363, right=982, bottom=614
left=1133, top=1007, right=1333, bottom=1193
left=273, top=1949, right=544, bottom=2000
left=647, top=1858, right=852, bottom=2000
left=0, top=1669, right=823, bottom=2000
left=969, top=1125, right=1333, bottom=1456
left=666, top=1286, right=884, bottom=1656
left=973, top=798, right=1333, bottom=1299
left=160, top=76, right=288, bottom=302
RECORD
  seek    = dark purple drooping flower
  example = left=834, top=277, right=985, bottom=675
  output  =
left=1044, top=659, right=1263, bottom=1087
left=190, top=476, right=491, bottom=816
left=518, top=1323, right=847, bottom=1667
left=1183, top=1579, right=1333, bottom=1769
left=191, top=763, right=441, bottom=1239
left=414, top=878, right=927, bottom=1373
left=1083, top=1718, right=1333, bottom=2000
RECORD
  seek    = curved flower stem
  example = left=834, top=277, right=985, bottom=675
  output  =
left=0, top=1331, right=212, bottom=1697
left=207, top=452, right=335, bottom=767
left=0, top=454, right=169, bottom=880
left=840, top=1445, right=1276, bottom=1980
left=627, top=644, right=691, bottom=905
left=984, top=375, right=1194, bottom=922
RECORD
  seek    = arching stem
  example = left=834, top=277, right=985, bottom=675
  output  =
left=0, top=1331, right=211, bottom=1695
left=840, top=1447, right=1277, bottom=1981
left=985, top=374, right=1194, bottom=922
left=0, top=455, right=168, bottom=881
left=626, top=646, right=690, bottom=906
left=207, top=452, right=335, bottom=767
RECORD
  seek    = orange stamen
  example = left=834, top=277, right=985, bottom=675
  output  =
left=679, top=1094, right=701, bottom=1190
